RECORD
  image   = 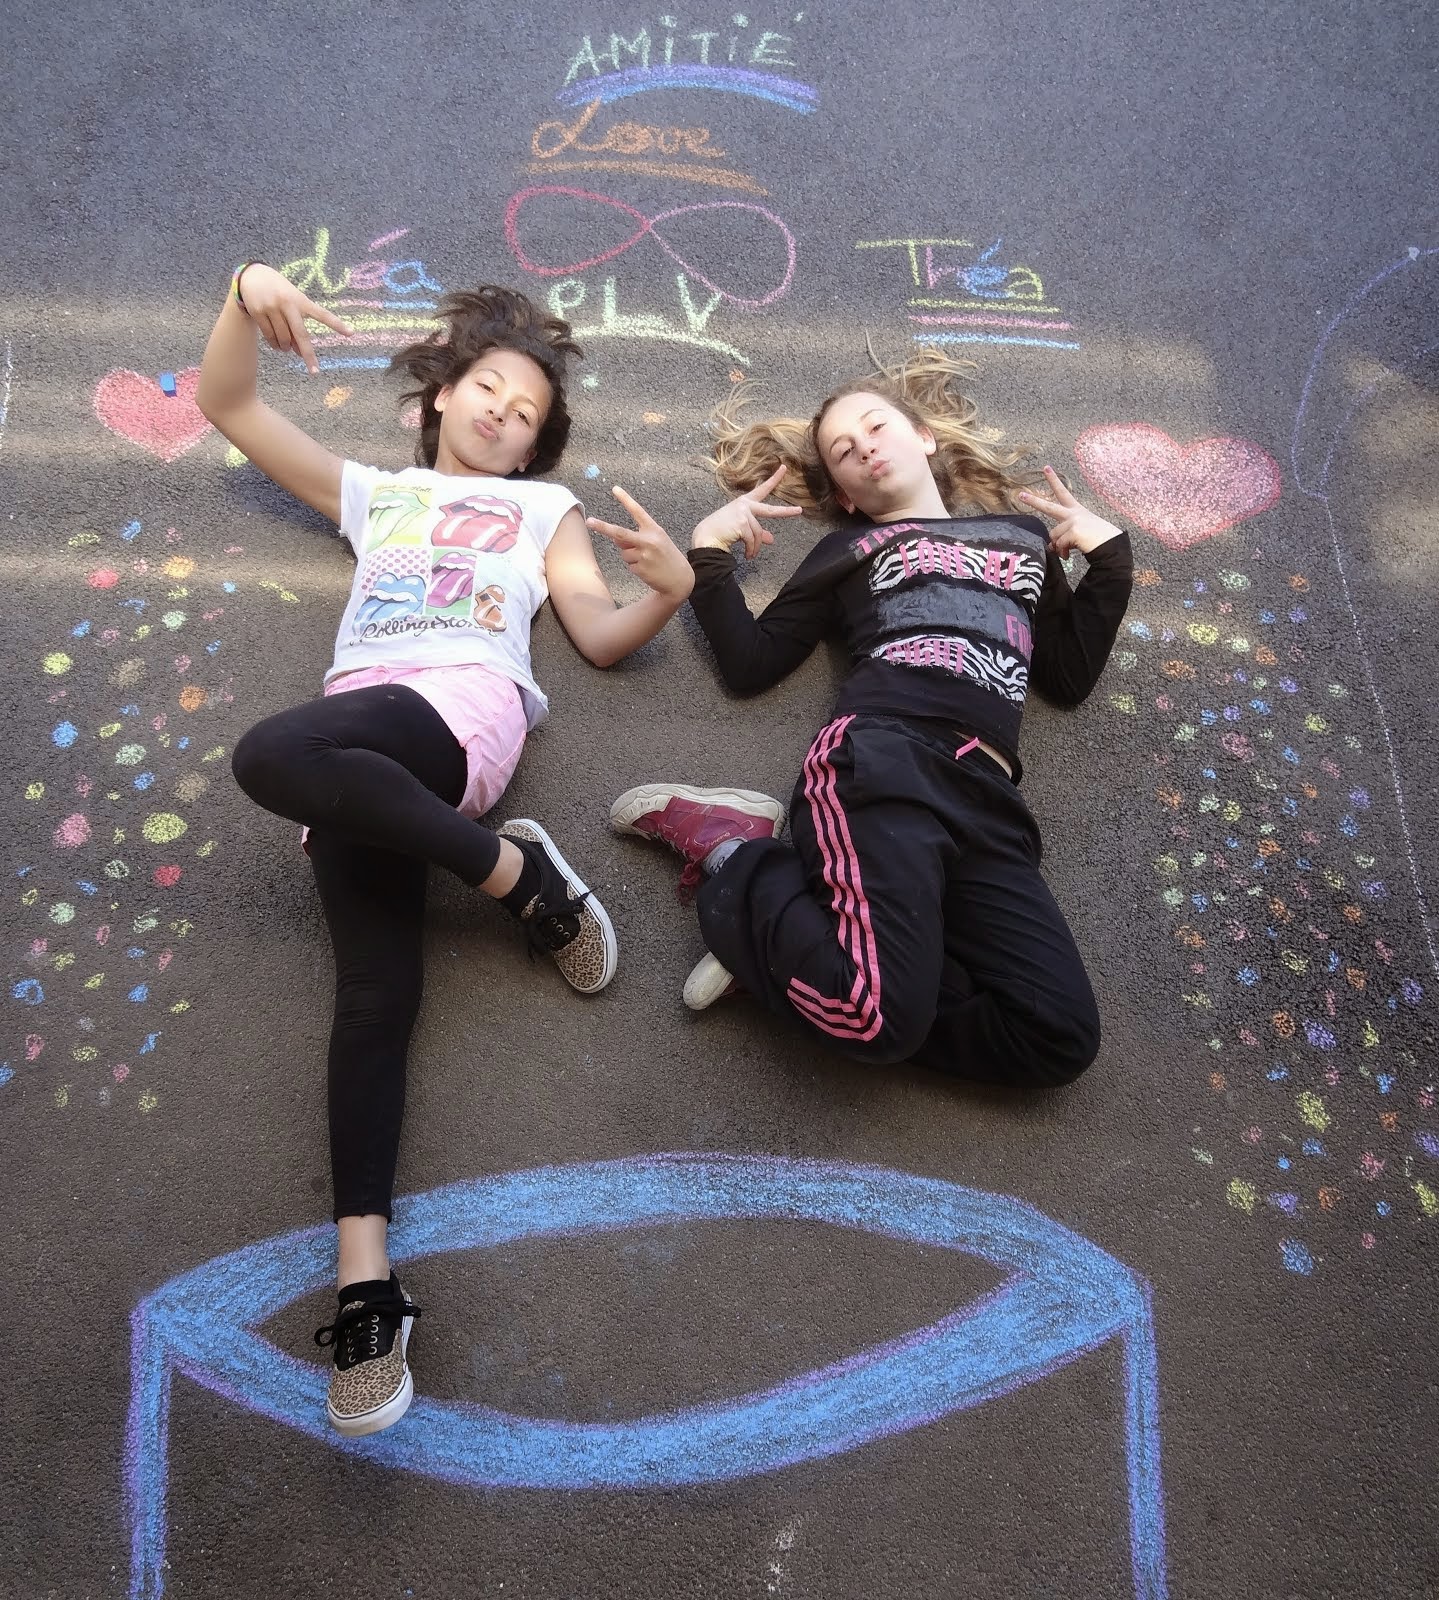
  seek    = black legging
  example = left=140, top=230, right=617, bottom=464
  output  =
left=231, top=685, right=502, bottom=1219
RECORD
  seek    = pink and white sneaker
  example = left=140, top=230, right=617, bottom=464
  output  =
left=609, top=783, right=786, bottom=898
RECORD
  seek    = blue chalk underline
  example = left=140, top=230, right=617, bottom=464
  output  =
left=915, top=333, right=1081, bottom=351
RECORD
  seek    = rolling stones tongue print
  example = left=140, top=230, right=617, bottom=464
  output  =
left=354, top=487, right=525, bottom=640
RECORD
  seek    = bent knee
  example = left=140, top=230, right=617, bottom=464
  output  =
left=1029, top=998, right=1101, bottom=1087
left=231, top=718, right=304, bottom=803
left=835, top=1012, right=934, bottom=1070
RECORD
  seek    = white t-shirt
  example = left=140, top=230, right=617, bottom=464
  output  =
left=330, top=462, right=580, bottom=728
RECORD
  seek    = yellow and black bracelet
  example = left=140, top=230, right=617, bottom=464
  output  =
left=231, top=262, right=264, bottom=314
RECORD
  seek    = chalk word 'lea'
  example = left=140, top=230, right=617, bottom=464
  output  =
left=279, top=227, right=442, bottom=299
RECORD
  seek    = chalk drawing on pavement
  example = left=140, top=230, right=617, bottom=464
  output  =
left=279, top=226, right=445, bottom=374
left=3, top=519, right=302, bottom=1111
left=530, top=98, right=769, bottom=194
left=1074, top=425, right=1282, bottom=551
left=1103, top=542, right=1434, bottom=1270
left=126, top=1155, right=1167, bottom=1600
left=558, top=19, right=815, bottom=112
left=1290, top=244, right=1439, bottom=976
left=506, top=185, right=796, bottom=364
left=857, top=236, right=1080, bottom=351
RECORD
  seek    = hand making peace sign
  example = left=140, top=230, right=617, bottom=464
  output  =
left=689, top=465, right=805, bottom=559
left=585, top=486, right=696, bottom=602
left=1018, top=466, right=1123, bottom=558
left=235, top=263, right=354, bottom=376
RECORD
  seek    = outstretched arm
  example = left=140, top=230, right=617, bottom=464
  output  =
left=195, top=264, right=355, bottom=525
left=685, top=467, right=832, bottom=695
left=1018, top=467, right=1134, bottom=705
left=545, top=496, right=695, bottom=669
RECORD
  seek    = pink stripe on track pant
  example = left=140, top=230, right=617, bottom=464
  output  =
left=694, top=713, right=1101, bottom=1085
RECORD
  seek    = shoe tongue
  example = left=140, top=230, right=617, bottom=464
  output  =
left=338, top=1276, right=394, bottom=1310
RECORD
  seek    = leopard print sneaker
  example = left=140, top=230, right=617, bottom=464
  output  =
left=314, top=1274, right=421, bottom=1437
left=498, top=819, right=618, bottom=994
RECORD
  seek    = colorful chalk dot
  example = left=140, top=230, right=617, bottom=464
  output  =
left=48, top=903, right=75, bottom=925
left=52, top=722, right=79, bottom=748
left=585, top=465, right=601, bottom=479
left=88, top=568, right=120, bottom=589
left=42, top=652, right=72, bottom=676
left=142, top=813, right=188, bottom=844
left=25, top=783, right=44, bottom=800
left=116, top=745, right=145, bottom=765
left=1279, top=1239, right=1314, bottom=1275
left=53, top=814, right=92, bottom=849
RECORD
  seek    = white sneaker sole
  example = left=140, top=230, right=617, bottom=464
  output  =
left=683, top=952, right=736, bottom=1011
left=501, top=817, right=619, bottom=994
left=610, top=783, right=786, bottom=837
left=328, top=1309, right=416, bottom=1438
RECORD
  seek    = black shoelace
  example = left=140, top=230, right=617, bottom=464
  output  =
left=522, top=888, right=591, bottom=955
left=314, top=1297, right=420, bottom=1370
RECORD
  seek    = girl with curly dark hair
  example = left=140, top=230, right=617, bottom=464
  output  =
left=196, top=262, right=694, bottom=1436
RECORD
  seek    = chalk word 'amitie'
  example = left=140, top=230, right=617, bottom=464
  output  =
left=531, top=98, right=767, bottom=194
left=858, top=235, right=1080, bottom=352
left=559, top=23, right=816, bottom=112
left=126, top=1154, right=1167, bottom=1600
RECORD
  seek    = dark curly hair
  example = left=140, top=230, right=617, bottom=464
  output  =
left=390, top=287, right=584, bottom=475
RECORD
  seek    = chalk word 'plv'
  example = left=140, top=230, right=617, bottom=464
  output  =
left=126, top=1155, right=1168, bottom=1600
left=506, top=186, right=795, bottom=362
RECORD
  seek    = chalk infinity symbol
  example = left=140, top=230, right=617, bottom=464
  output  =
left=503, top=184, right=796, bottom=309
left=126, top=1154, right=1167, bottom=1599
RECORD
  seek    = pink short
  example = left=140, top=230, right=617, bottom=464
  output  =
left=324, top=661, right=528, bottom=818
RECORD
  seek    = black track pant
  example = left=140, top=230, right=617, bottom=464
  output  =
left=696, top=714, right=1100, bottom=1086
left=231, top=686, right=501, bottom=1220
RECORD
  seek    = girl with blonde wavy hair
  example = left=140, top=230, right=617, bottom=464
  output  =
left=595, top=348, right=1135, bottom=1085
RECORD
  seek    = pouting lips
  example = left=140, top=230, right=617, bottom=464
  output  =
left=432, top=495, right=524, bottom=554
left=427, top=552, right=477, bottom=609
left=355, top=573, right=426, bottom=625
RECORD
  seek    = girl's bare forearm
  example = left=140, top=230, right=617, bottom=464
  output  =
left=195, top=293, right=260, bottom=420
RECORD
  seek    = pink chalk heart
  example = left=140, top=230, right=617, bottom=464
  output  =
left=1074, top=424, right=1281, bottom=550
left=94, top=367, right=213, bottom=463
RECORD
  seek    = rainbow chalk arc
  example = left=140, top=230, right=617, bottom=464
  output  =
left=557, top=66, right=818, bottom=113
left=127, top=1154, right=1167, bottom=1599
